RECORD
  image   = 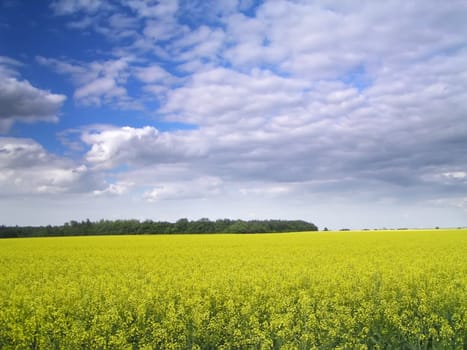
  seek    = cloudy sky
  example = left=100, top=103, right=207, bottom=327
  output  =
left=1, top=0, right=467, bottom=229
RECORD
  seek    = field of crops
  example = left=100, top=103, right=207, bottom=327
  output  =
left=0, top=230, right=466, bottom=349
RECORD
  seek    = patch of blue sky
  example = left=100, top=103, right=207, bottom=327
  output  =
left=23, top=60, right=74, bottom=98
left=177, top=0, right=226, bottom=29
left=341, top=64, right=372, bottom=91
left=107, top=164, right=129, bottom=175
left=9, top=122, right=67, bottom=156
left=177, top=0, right=262, bottom=28
left=239, top=0, right=263, bottom=18
left=157, top=121, right=198, bottom=132
left=0, top=2, right=112, bottom=62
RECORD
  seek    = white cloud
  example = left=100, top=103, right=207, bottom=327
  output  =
left=4, top=0, right=467, bottom=228
left=81, top=125, right=207, bottom=169
left=74, top=77, right=126, bottom=105
left=50, top=0, right=106, bottom=15
left=223, top=0, right=467, bottom=79
left=0, top=56, right=21, bottom=77
left=143, top=19, right=185, bottom=42
left=169, top=25, right=225, bottom=63
left=0, top=137, right=96, bottom=195
left=143, top=176, right=223, bottom=201
left=0, top=57, right=66, bottom=132
left=443, top=172, right=466, bottom=180
left=134, top=65, right=178, bottom=85
left=161, top=67, right=309, bottom=126
left=126, top=0, right=178, bottom=18
left=93, top=181, right=134, bottom=196
left=239, top=183, right=293, bottom=197
left=37, top=56, right=136, bottom=108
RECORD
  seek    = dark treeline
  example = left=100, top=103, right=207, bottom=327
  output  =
left=0, top=218, right=318, bottom=238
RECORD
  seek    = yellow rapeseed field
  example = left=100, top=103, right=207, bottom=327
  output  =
left=0, top=230, right=466, bottom=349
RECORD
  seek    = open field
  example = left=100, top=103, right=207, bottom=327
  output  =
left=1, top=230, right=466, bottom=349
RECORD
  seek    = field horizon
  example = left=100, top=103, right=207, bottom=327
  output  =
left=1, top=218, right=466, bottom=240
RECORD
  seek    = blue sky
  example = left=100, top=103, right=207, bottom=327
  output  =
left=1, top=0, right=467, bottom=229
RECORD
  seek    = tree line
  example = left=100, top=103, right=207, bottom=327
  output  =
left=0, top=218, right=318, bottom=238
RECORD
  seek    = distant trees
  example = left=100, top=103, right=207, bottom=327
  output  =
left=0, top=219, right=318, bottom=238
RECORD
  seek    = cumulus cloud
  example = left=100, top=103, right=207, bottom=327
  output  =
left=134, top=65, right=178, bottom=85
left=224, top=1, right=467, bottom=78
left=0, top=57, right=66, bottom=132
left=80, top=125, right=207, bottom=169
left=168, top=25, right=226, bottom=64
left=51, top=0, right=181, bottom=40
left=0, top=56, right=21, bottom=77
left=0, top=137, right=98, bottom=195
left=5, top=0, right=467, bottom=227
left=161, top=67, right=309, bottom=126
left=74, top=77, right=126, bottom=105
left=45, top=0, right=467, bottom=205
left=37, top=56, right=137, bottom=108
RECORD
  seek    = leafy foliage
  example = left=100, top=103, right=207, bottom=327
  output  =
left=0, top=219, right=318, bottom=238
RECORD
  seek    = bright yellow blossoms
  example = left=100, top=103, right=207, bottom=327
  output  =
left=0, top=230, right=466, bottom=349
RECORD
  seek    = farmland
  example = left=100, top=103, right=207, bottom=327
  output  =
left=0, top=230, right=466, bottom=349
